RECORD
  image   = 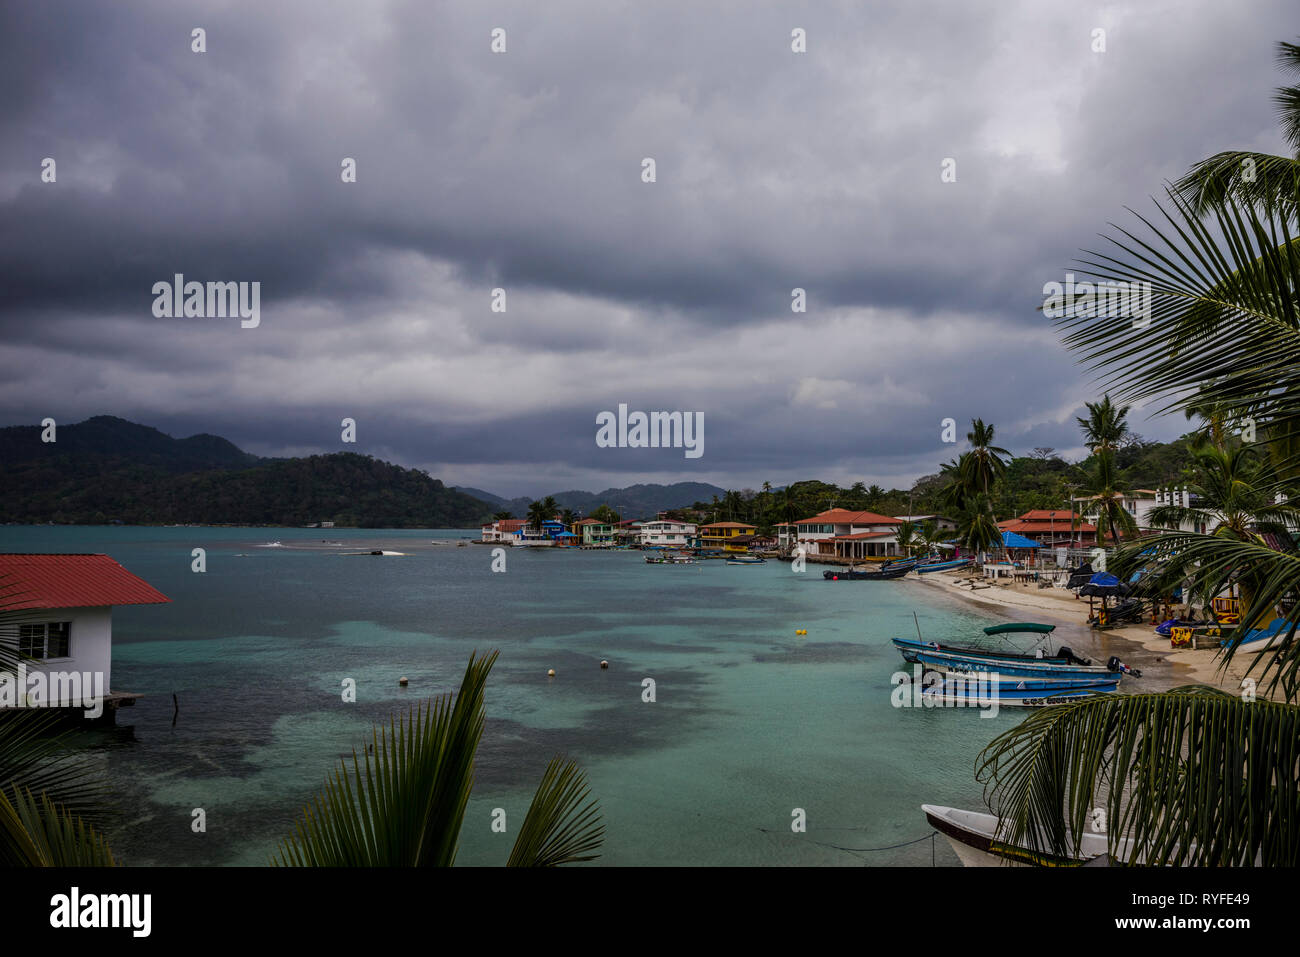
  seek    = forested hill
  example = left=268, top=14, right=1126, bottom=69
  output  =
left=0, top=416, right=493, bottom=527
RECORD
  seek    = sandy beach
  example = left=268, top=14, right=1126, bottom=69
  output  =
left=900, top=570, right=1266, bottom=697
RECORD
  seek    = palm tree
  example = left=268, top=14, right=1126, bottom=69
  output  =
left=1079, top=448, right=1138, bottom=547
left=1174, top=38, right=1300, bottom=219
left=978, top=46, right=1300, bottom=866
left=894, top=520, right=918, bottom=556
left=276, top=652, right=602, bottom=866
left=956, top=493, right=1002, bottom=555
left=938, top=455, right=970, bottom=512
left=525, top=500, right=548, bottom=532
left=916, top=519, right=944, bottom=559
left=964, top=419, right=1010, bottom=499
left=1076, top=395, right=1131, bottom=455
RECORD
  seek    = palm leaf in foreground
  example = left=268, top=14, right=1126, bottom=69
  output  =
left=275, top=651, right=496, bottom=866
left=507, top=757, right=603, bottom=867
left=0, top=786, right=117, bottom=867
left=0, top=709, right=107, bottom=821
left=976, top=687, right=1300, bottom=866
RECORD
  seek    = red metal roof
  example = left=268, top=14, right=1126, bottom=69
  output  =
left=999, top=515, right=1098, bottom=534
left=790, top=508, right=902, bottom=526
left=832, top=531, right=897, bottom=540
left=0, top=554, right=170, bottom=611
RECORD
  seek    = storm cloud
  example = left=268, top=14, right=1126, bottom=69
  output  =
left=0, top=1, right=1293, bottom=495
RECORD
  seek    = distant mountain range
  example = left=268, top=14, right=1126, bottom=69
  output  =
left=0, top=416, right=729, bottom=527
left=454, top=482, right=729, bottom=520
left=0, top=416, right=493, bottom=527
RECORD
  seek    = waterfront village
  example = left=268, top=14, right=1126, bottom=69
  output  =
left=478, top=489, right=1201, bottom=568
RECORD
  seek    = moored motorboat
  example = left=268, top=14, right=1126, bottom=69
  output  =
left=922, top=805, right=1116, bottom=866
left=892, top=622, right=1141, bottom=678
left=912, top=648, right=1121, bottom=679
left=824, top=557, right=918, bottom=580
left=919, top=675, right=1119, bottom=708
left=916, top=557, right=974, bottom=574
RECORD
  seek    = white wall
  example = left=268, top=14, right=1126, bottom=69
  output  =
left=2, top=605, right=112, bottom=708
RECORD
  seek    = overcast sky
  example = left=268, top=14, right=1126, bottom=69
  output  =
left=1, top=1, right=1293, bottom=496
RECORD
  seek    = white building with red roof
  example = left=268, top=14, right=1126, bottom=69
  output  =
left=775, top=508, right=905, bottom=559
left=0, top=554, right=169, bottom=716
left=480, top=518, right=529, bottom=542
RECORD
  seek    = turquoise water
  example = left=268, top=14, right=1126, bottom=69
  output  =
left=0, top=526, right=1012, bottom=866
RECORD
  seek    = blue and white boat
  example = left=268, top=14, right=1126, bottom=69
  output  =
left=916, top=557, right=974, bottom=574
left=913, top=648, right=1120, bottom=680
left=1227, top=617, right=1292, bottom=650
left=920, top=675, right=1119, bottom=708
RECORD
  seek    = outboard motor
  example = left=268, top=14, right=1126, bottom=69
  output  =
left=1056, top=646, right=1091, bottom=666
left=1106, top=655, right=1142, bottom=677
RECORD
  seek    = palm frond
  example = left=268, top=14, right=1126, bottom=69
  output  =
left=977, top=688, right=1300, bottom=866
left=0, top=786, right=117, bottom=867
left=1054, top=186, right=1300, bottom=484
left=0, top=710, right=107, bottom=820
left=506, top=757, right=604, bottom=867
left=275, top=651, right=497, bottom=866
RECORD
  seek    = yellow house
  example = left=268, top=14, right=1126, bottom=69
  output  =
left=699, top=522, right=757, bottom=553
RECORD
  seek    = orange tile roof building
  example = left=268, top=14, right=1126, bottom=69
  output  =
left=997, top=510, right=1096, bottom=547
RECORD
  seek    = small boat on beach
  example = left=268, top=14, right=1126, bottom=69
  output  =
left=1227, top=616, right=1293, bottom=650
left=916, top=557, right=973, bottom=574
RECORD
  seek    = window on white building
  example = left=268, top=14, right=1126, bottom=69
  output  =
left=19, top=621, right=71, bottom=659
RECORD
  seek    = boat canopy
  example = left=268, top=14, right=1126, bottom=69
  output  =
left=983, top=622, right=1057, bottom=636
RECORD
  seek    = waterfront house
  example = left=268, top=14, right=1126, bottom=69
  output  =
left=0, top=554, right=169, bottom=718
left=998, top=510, right=1097, bottom=548
left=638, top=519, right=697, bottom=548
left=775, top=509, right=904, bottom=560
left=698, top=522, right=757, bottom=553
left=481, top=518, right=528, bottom=542
left=572, top=518, right=615, bottom=546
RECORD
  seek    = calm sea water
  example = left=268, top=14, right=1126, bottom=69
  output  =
left=0, top=526, right=1015, bottom=867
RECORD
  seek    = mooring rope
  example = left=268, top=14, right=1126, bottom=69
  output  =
left=756, top=828, right=938, bottom=863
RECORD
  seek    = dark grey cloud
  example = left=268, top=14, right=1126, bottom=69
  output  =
left=0, top=1, right=1294, bottom=496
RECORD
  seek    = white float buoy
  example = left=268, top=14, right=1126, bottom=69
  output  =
left=399, top=676, right=409, bottom=686
left=547, top=668, right=556, bottom=677
left=600, top=660, right=609, bottom=670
